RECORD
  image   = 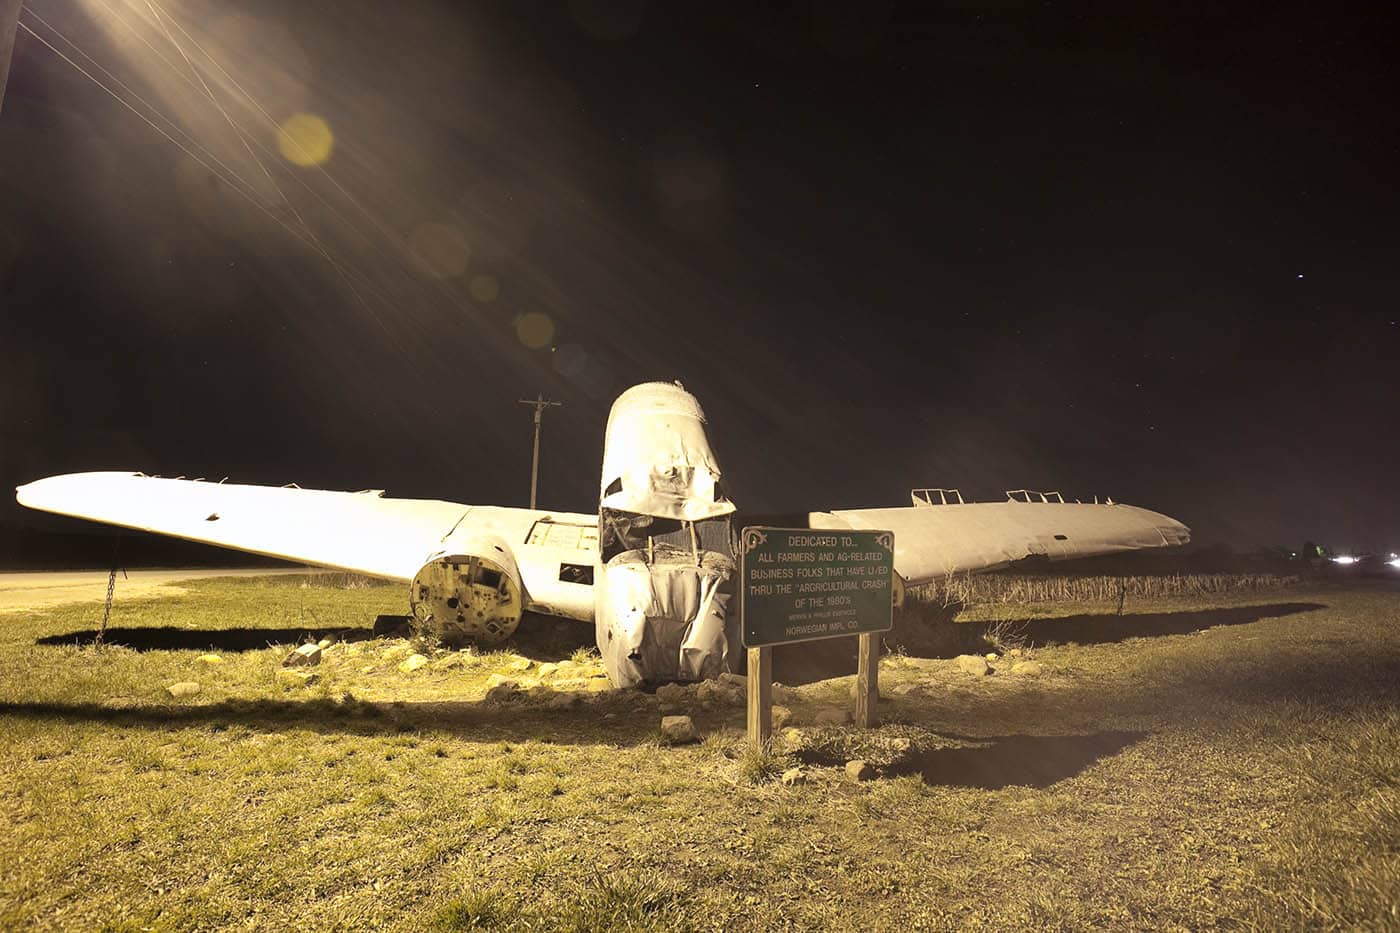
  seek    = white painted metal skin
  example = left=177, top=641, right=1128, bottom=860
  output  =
left=14, top=472, right=597, bottom=625
left=811, top=499, right=1191, bottom=586
left=598, top=381, right=735, bottom=522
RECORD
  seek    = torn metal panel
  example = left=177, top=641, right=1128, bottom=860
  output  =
left=599, top=382, right=735, bottom=523
left=810, top=500, right=1190, bottom=586
left=411, top=529, right=523, bottom=644
left=594, top=545, right=736, bottom=688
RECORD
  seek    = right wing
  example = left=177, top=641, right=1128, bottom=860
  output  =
left=15, top=472, right=599, bottom=620
left=810, top=494, right=1190, bottom=586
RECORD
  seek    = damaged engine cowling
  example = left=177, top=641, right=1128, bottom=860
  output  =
left=410, top=530, right=523, bottom=646
left=594, top=382, right=740, bottom=687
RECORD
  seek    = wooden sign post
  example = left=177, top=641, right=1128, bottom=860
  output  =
left=746, top=645, right=773, bottom=749
left=739, top=527, right=895, bottom=750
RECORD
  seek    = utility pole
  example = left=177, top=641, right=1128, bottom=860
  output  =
left=518, top=394, right=561, bottom=510
left=0, top=0, right=21, bottom=116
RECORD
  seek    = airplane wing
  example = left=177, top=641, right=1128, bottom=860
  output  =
left=809, top=491, right=1190, bottom=586
left=15, top=472, right=599, bottom=629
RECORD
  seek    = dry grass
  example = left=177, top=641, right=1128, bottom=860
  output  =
left=919, top=571, right=1300, bottom=607
left=1, top=573, right=1396, bottom=930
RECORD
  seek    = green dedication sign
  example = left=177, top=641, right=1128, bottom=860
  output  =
left=739, top=526, right=895, bottom=648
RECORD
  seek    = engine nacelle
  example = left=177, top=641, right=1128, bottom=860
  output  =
left=409, top=531, right=523, bottom=646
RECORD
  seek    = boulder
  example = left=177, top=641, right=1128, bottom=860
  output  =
left=660, top=715, right=697, bottom=744
left=781, top=767, right=807, bottom=786
left=845, top=759, right=875, bottom=782
left=771, top=705, right=793, bottom=729
left=813, top=708, right=852, bottom=726
left=276, top=670, right=318, bottom=688
left=1010, top=660, right=1044, bottom=677
left=196, top=654, right=222, bottom=665
left=696, top=680, right=742, bottom=705
left=484, top=679, right=521, bottom=702
left=283, top=643, right=322, bottom=667
left=165, top=681, right=201, bottom=699
left=398, top=654, right=429, bottom=674
left=956, top=655, right=990, bottom=677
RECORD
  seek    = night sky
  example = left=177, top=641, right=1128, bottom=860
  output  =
left=2, top=1, right=1397, bottom=552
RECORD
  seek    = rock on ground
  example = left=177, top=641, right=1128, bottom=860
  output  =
left=1010, top=660, right=1044, bottom=676
left=509, top=657, right=533, bottom=672
left=696, top=680, right=743, bottom=705
left=196, top=654, right=222, bottom=665
left=717, top=672, right=747, bottom=689
left=165, top=681, right=201, bottom=698
left=781, top=767, right=807, bottom=786
left=484, top=679, right=521, bottom=702
left=655, top=682, right=690, bottom=706
left=398, top=653, right=429, bottom=673
left=276, top=670, right=318, bottom=688
left=845, top=759, right=875, bottom=781
left=537, top=662, right=560, bottom=678
left=283, top=643, right=322, bottom=667
left=660, top=715, right=697, bottom=744
left=956, top=654, right=990, bottom=676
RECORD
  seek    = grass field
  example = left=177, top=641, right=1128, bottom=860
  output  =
left=1, top=574, right=1397, bottom=930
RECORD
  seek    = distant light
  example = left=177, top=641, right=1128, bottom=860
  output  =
left=1389, top=558, right=1400, bottom=569
left=515, top=312, right=555, bottom=349
left=277, top=114, right=334, bottom=167
left=1296, top=274, right=1304, bottom=279
left=1332, top=555, right=1357, bottom=565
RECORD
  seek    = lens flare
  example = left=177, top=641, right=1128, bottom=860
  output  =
left=276, top=113, right=334, bottom=167
left=515, top=312, right=555, bottom=349
left=468, top=273, right=500, bottom=302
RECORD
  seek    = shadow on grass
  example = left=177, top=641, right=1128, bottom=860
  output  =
left=0, top=693, right=654, bottom=746
left=33, top=612, right=596, bottom=657
left=975, top=601, right=1327, bottom=648
left=36, top=627, right=378, bottom=652
left=796, top=730, right=1147, bottom=789
left=774, top=601, right=1327, bottom=686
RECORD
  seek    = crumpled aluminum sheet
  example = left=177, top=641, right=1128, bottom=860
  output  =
left=599, top=382, right=736, bottom=523
left=595, top=546, right=735, bottom=687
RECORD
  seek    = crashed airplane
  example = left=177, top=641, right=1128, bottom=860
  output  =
left=15, top=381, right=1189, bottom=687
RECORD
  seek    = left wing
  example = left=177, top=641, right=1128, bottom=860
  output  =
left=15, top=472, right=599, bottom=623
left=810, top=492, right=1190, bottom=586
